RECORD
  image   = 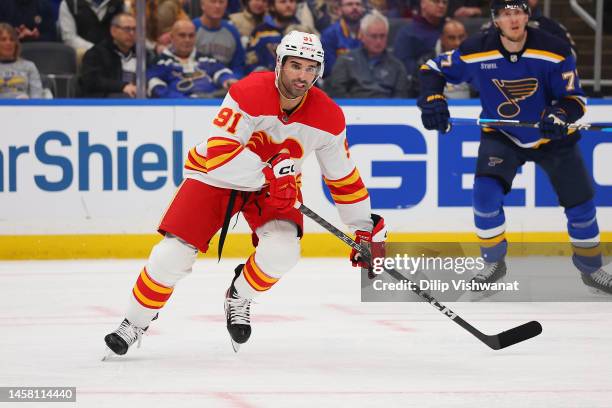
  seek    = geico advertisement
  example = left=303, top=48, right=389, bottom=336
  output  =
left=1, top=103, right=611, bottom=235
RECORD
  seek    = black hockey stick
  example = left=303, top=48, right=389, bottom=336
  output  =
left=450, top=117, right=612, bottom=132
left=296, top=202, right=543, bottom=350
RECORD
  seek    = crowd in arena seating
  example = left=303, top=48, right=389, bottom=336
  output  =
left=0, top=0, right=579, bottom=99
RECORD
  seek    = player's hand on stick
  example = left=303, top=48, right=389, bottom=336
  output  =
left=539, top=106, right=569, bottom=139
left=417, top=93, right=451, bottom=134
left=262, top=153, right=298, bottom=211
left=350, top=214, right=387, bottom=278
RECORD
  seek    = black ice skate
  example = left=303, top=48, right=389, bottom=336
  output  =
left=467, top=260, right=507, bottom=301
left=224, top=264, right=252, bottom=352
left=103, top=319, right=145, bottom=359
left=581, top=268, right=612, bottom=295
left=102, top=314, right=157, bottom=360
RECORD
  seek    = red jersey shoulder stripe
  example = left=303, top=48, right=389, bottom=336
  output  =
left=323, top=167, right=369, bottom=204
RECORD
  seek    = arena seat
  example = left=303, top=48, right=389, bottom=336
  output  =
left=21, top=42, right=78, bottom=98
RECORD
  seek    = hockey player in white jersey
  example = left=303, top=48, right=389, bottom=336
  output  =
left=104, top=31, right=387, bottom=355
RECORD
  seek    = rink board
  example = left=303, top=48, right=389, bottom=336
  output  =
left=1, top=99, right=611, bottom=259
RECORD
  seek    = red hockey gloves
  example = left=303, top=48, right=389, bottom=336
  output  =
left=350, top=214, right=387, bottom=277
left=417, top=93, right=450, bottom=134
left=539, top=106, right=569, bottom=140
left=262, top=153, right=298, bottom=211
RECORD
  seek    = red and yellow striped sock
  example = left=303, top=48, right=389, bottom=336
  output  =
left=132, top=267, right=174, bottom=309
left=242, top=254, right=279, bottom=292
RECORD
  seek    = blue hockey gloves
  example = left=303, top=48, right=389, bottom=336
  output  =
left=539, top=106, right=569, bottom=139
left=417, top=93, right=451, bottom=134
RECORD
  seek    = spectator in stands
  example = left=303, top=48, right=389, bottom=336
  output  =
left=413, top=19, right=468, bottom=97
left=58, top=0, right=125, bottom=57
left=193, top=0, right=246, bottom=77
left=229, top=0, right=268, bottom=48
left=295, top=0, right=340, bottom=33
left=79, top=13, right=140, bottom=97
left=393, top=0, right=447, bottom=75
left=326, top=10, right=409, bottom=98
left=447, top=0, right=483, bottom=18
left=480, top=0, right=576, bottom=55
left=146, top=0, right=189, bottom=55
left=320, top=0, right=365, bottom=76
left=147, top=19, right=237, bottom=98
left=307, top=0, right=340, bottom=32
left=0, top=23, right=43, bottom=98
left=0, top=0, right=58, bottom=42
left=296, top=0, right=320, bottom=34
left=245, top=0, right=313, bottom=72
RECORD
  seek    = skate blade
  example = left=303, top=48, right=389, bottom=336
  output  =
left=231, top=339, right=241, bottom=353
left=585, top=285, right=612, bottom=297
left=101, top=347, right=118, bottom=361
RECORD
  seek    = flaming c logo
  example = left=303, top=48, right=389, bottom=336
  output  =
left=246, top=131, right=304, bottom=162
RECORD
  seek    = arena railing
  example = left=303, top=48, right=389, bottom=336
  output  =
left=570, top=0, right=608, bottom=92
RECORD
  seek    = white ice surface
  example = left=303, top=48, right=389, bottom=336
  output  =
left=1, top=258, right=611, bottom=408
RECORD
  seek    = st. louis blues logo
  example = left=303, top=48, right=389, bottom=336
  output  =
left=488, top=156, right=504, bottom=167
left=492, top=78, right=539, bottom=118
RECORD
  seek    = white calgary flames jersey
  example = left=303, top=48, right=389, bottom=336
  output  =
left=183, top=71, right=373, bottom=232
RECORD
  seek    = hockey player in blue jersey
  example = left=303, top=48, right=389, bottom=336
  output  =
left=417, top=0, right=611, bottom=295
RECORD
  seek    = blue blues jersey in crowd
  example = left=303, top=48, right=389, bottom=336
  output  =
left=321, top=18, right=362, bottom=77
left=420, top=27, right=586, bottom=148
left=193, top=18, right=246, bottom=78
left=146, top=49, right=235, bottom=98
left=245, top=15, right=299, bottom=73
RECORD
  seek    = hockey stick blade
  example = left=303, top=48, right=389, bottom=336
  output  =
left=486, top=320, right=543, bottom=350
left=296, top=202, right=543, bottom=350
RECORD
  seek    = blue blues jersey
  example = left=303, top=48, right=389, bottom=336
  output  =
left=245, top=15, right=299, bottom=73
left=420, top=27, right=586, bottom=148
left=146, top=49, right=235, bottom=98
left=321, top=18, right=362, bottom=77
left=193, top=18, right=246, bottom=78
